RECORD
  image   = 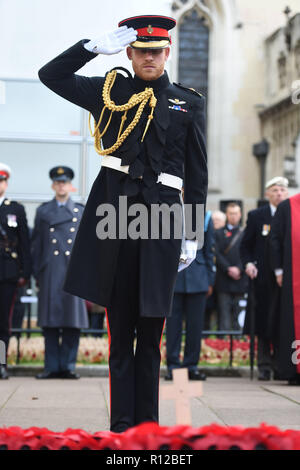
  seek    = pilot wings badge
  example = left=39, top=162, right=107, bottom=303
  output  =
left=168, top=98, right=186, bottom=105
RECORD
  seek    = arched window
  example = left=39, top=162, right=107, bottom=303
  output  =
left=178, top=8, right=210, bottom=98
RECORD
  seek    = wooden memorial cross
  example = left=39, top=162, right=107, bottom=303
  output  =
left=160, top=368, right=203, bottom=425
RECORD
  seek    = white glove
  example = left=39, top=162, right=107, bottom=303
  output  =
left=178, top=240, right=198, bottom=272
left=84, top=26, right=137, bottom=55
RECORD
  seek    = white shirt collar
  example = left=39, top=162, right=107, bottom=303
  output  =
left=0, top=196, right=5, bottom=207
left=270, top=204, right=277, bottom=216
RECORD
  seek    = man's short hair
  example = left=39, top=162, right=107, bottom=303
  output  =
left=225, top=202, right=241, bottom=212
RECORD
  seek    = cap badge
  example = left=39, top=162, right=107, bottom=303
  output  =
left=147, top=25, right=153, bottom=34
left=57, top=168, right=65, bottom=175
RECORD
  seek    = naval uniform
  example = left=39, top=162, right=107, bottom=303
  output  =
left=38, top=40, right=207, bottom=431
left=0, top=198, right=31, bottom=361
left=31, top=197, right=88, bottom=374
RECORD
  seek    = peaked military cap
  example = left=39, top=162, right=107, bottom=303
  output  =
left=0, top=163, right=11, bottom=181
left=265, top=176, right=289, bottom=189
left=118, top=15, right=176, bottom=49
left=49, top=166, right=74, bottom=182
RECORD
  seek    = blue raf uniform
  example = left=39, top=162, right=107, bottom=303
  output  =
left=166, top=212, right=215, bottom=380
left=31, top=166, right=88, bottom=379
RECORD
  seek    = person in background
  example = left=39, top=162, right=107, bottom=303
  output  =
left=215, top=202, right=248, bottom=331
left=211, top=210, right=226, bottom=230
left=165, top=211, right=215, bottom=381
left=0, top=163, right=31, bottom=379
left=31, top=166, right=88, bottom=379
left=240, top=177, right=289, bottom=381
left=88, top=302, right=105, bottom=338
left=204, top=210, right=225, bottom=330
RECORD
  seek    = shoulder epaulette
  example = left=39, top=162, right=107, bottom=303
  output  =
left=173, top=82, right=204, bottom=98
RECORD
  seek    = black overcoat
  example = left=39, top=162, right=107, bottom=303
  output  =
left=215, top=225, right=248, bottom=294
left=38, top=40, right=208, bottom=318
left=240, top=204, right=278, bottom=337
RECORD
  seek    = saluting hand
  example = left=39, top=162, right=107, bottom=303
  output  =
left=84, top=26, right=137, bottom=55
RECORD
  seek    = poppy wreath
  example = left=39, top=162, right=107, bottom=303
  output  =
left=0, top=423, right=299, bottom=450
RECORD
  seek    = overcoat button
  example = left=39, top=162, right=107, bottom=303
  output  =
left=54, top=250, right=59, bottom=256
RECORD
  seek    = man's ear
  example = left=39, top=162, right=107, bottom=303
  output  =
left=126, top=46, right=133, bottom=60
left=165, top=47, right=170, bottom=60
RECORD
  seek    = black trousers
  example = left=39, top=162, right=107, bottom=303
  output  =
left=106, top=237, right=165, bottom=433
left=0, top=281, right=18, bottom=362
left=166, top=292, right=207, bottom=372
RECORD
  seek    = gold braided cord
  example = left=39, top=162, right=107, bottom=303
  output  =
left=88, top=70, right=157, bottom=156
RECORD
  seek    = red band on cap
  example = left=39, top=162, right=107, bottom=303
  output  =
left=0, top=171, right=8, bottom=178
left=137, top=27, right=170, bottom=38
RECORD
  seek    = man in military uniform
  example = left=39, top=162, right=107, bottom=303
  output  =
left=38, top=16, right=207, bottom=432
left=31, top=166, right=88, bottom=379
left=0, top=163, right=31, bottom=379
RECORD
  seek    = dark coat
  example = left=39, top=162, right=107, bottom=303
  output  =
left=0, top=198, right=31, bottom=282
left=215, top=225, right=248, bottom=294
left=31, top=197, right=88, bottom=329
left=38, top=40, right=208, bottom=318
left=239, top=204, right=278, bottom=337
left=175, top=216, right=215, bottom=294
left=269, top=196, right=300, bottom=379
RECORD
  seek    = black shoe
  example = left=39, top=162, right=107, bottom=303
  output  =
left=164, top=370, right=173, bottom=381
left=273, top=371, right=285, bottom=380
left=288, top=375, right=300, bottom=386
left=258, top=370, right=271, bottom=381
left=0, top=365, right=9, bottom=380
left=35, top=371, right=61, bottom=379
left=60, top=370, right=80, bottom=379
left=188, top=370, right=206, bottom=381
